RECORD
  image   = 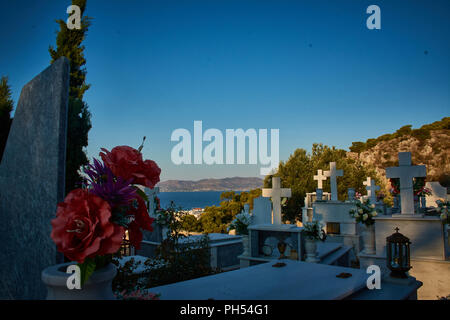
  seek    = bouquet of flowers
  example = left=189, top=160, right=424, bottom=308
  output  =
left=418, top=187, right=432, bottom=197
left=349, top=199, right=380, bottom=226
left=390, top=177, right=427, bottom=196
left=377, top=192, right=386, bottom=202
left=228, top=211, right=252, bottom=235
left=51, top=142, right=161, bottom=284
left=436, top=199, right=450, bottom=224
left=155, top=209, right=172, bottom=227
left=302, top=220, right=326, bottom=241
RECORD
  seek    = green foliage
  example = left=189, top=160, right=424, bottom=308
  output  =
left=395, top=125, right=412, bottom=137
left=302, top=220, right=326, bottom=241
left=0, top=76, right=13, bottom=162
left=49, top=0, right=92, bottom=194
left=77, top=258, right=96, bottom=286
left=148, top=235, right=215, bottom=288
left=198, top=189, right=261, bottom=233
left=112, top=206, right=217, bottom=293
left=349, top=117, right=450, bottom=153
left=349, top=141, right=365, bottom=154
left=180, top=214, right=201, bottom=233
left=264, top=143, right=382, bottom=223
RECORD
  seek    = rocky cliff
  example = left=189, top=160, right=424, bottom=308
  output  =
left=347, top=118, right=450, bottom=191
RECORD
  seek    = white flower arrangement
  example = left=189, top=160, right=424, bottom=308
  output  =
left=228, top=211, right=252, bottom=235
left=349, top=198, right=380, bottom=226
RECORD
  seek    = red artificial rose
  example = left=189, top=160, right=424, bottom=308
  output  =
left=128, top=196, right=154, bottom=249
left=51, top=189, right=125, bottom=263
left=100, top=146, right=161, bottom=189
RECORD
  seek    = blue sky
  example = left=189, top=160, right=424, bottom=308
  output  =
left=0, top=0, right=449, bottom=181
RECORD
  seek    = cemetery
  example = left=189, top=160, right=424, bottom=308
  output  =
left=0, top=1, right=449, bottom=307
left=0, top=58, right=448, bottom=302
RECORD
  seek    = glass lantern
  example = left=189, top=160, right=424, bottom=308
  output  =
left=386, top=227, right=411, bottom=278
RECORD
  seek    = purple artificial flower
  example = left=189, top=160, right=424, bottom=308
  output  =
left=84, top=158, right=137, bottom=208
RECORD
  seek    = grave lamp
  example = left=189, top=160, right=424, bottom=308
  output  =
left=386, top=227, right=411, bottom=278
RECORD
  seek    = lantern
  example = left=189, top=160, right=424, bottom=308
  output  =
left=386, top=227, right=411, bottom=278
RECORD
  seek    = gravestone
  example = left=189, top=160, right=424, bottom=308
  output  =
left=145, top=186, right=160, bottom=218
left=262, top=177, right=291, bottom=224
left=142, top=186, right=163, bottom=243
left=363, top=177, right=380, bottom=204
left=314, top=169, right=327, bottom=189
left=324, top=162, right=343, bottom=201
left=385, top=152, right=426, bottom=215
left=251, top=196, right=272, bottom=225
left=0, top=58, right=70, bottom=299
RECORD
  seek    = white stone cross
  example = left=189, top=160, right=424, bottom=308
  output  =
left=262, top=177, right=291, bottom=224
left=314, top=169, right=327, bottom=189
left=363, top=177, right=380, bottom=204
left=145, top=186, right=160, bottom=218
left=324, top=162, right=343, bottom=201
left=385, top=152, right=426, bottom=215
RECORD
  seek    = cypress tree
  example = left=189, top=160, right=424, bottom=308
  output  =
left=0, top=76, right=14, bottom=163
left=49, top=0, right=92, bottom=194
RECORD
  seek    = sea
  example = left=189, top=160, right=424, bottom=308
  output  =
left=158, top=191, right=225, bottom=210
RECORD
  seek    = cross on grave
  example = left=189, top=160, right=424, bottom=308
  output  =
left=262, top=177, right=291, bottom=224
left=363, top=177, right=380, bottom=204
left=145, top=186, right=160, bottom=218
left=314, top=169, right=327, bottom=189
left=385, top=152, right=426, bottom=215
left=324, top=162, right=343, bottom=201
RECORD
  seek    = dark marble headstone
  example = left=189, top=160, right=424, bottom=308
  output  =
left=0, top=57, right=69, bottom=299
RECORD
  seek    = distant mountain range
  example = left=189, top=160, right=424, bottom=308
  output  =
left=158, top=177, right=264, bottom=192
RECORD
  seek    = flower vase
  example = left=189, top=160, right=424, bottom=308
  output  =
left=241, top=235, right=250, bottom=256
left=41, top=262, right=117, bottom=300
left=304, top=238, right=318, bottom=263
left=362, top=224, right=376, bottom=255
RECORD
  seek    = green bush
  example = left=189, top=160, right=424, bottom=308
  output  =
left=112, top=205, right=218, bottom=294
left=348, top=117, right=449, bottom=153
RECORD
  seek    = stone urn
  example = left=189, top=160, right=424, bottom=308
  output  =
left=41, top=262, right=117, bottom=300
left=304, top=238, right=319, bottom=263
left=241, top=234, right=250, bottom=256
left=362, top=224, right=376, bottom=255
